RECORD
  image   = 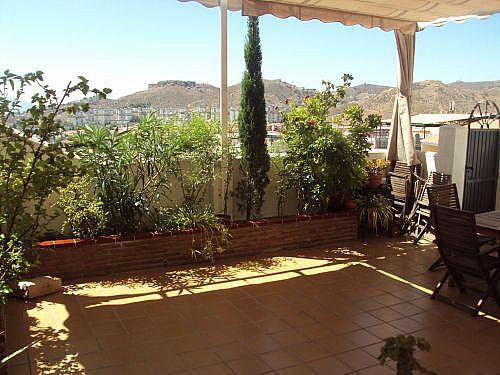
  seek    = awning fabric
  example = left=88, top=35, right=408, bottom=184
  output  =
left=179, top=0, right=499, bottom=34
left=386, top=31, right=419, bottom=166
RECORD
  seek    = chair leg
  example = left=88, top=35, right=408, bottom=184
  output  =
left=413, top=221, right=430, bottom=245
left=485, top=269, right=500, bottom=306
left=450, top=270, right=467, bottom=293
left=431, top=270, right=449, bottom=300
left=473, top=294, right=488, bottom=317
left=428, top=256, right=444, bottom=271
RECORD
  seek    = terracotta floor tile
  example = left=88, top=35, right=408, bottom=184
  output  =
left=372, top=293, right=404, bottom=306
left=170, top=333, right=211, bottom=353
left=271, top=329, right=309, bottom=347
left=190, top=363, right=234, bottom=375
left=258, top=318, right=292, bottom=334
left=337, top=348, right=380, bottom=371
left=388, top=317, right=424, bottom=333
left=306, top=355, right=352, bottom=375
left=349, top=312, right=384, bottom=328
left=227, top=356, right=272, bottom=375
left=316, top=334, right=357, bottom=354
left=295, top=323, right=332, bottom=341
left=390, top=302, right=424, bottom=316
left=282, top=312, right=317, bottom=328
left=365, top=323, right=404, bottom=339
left=212, top=342, right=249, bottom=362
left=344, top=329, right=381, bottom=347
left=358, top=364, right=397, bottom=374
left=277, top=364, right=317, bottom=374
left=244, top=333, right=282, bottom=354
left=325, top=317, right=361, bottom=334
left=285, top=341, right=329, bottom=362
left=368, top=307, right=404, bottom=322
left=179, top=349, right=222, bottom=368
left=259, top=349, right=300, bottom=370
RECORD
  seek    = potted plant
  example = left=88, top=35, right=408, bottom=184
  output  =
left=378, top=335, right=436, bottom=375
left=357, top=194, right=393, bottom=235
left=366, top=159, right=391, bottom=189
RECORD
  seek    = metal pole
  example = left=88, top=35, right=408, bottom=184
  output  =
left=220, top=0, right=228, bottom=146
left=219, top=0, right=230, bottom=217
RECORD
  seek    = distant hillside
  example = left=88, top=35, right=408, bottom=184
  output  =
left=93, top=79, right=500, bottom=119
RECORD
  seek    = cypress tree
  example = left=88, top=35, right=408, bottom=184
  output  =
left=238, top=16, right=270, bottom=220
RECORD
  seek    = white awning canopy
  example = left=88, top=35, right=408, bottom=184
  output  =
left=179, top=0, right=499, bottom=33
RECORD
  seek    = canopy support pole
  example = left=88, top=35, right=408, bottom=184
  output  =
left=218, top=0, right=231, bottom=217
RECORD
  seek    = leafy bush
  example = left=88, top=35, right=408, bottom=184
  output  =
left=168, top=116, right=221, bottom=210
left=71, top=115, right=221, bottom=236
left=56, top=176, right=107, bottom=239
left=280, top=77, right=379, bottom=214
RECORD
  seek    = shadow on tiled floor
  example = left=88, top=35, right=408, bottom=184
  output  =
left=5, top=235, right=500, bottom=374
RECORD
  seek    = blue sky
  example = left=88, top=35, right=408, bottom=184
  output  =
left=1, top=0, right=499, bottom=98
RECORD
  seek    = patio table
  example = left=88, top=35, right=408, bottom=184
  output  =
left=475, top=210, right=500, bottom=240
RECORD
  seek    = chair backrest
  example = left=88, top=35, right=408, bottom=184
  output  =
left=428, top=172, right=451, bottom=186
left=392, top=161, right=412, bottom=176
left=417, top=172, right=452, bottom=206
left=427, top=183, right=461, bottom=210
left=431, top=205, right=479, bottom=257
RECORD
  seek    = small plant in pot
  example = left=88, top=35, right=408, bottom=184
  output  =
left=366, top=159, right=391, bottom=189
left=378, top=335, right=436, bottom=375
left=357, top=194, right=393, bottom=235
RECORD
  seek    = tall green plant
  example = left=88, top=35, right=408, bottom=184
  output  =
left=71, top=125, right=141, bottom=234
left=238, top=16, right=270, bottom=220
left=0, top=70, right=110, bottom=302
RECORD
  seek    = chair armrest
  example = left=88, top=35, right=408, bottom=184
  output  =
left=388, top=172, right=409, bottom=179
left=479, top=243, right=500, bottom=256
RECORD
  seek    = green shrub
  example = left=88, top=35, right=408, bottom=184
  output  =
left=280, top=77, right=379, bottom=214
left=56, top=177, right=107, bottom=239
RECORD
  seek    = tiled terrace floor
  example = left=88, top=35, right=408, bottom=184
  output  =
left=5, top=235, right=500, bottom=374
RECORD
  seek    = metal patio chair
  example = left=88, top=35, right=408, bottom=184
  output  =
left=430, top=204, right=500, bottom=317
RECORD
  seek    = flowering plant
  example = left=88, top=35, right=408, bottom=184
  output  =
left=366, top=159, right=391, bottom=175
left=279, top=76, right=380, bottom=214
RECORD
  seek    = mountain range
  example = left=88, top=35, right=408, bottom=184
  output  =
left=92, top=79, right=500, bottom=119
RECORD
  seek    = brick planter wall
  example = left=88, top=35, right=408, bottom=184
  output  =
left=26, top=211, right=358, bottom=281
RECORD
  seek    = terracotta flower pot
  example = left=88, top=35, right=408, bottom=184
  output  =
left=367, top=173, right=383, bottom=189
